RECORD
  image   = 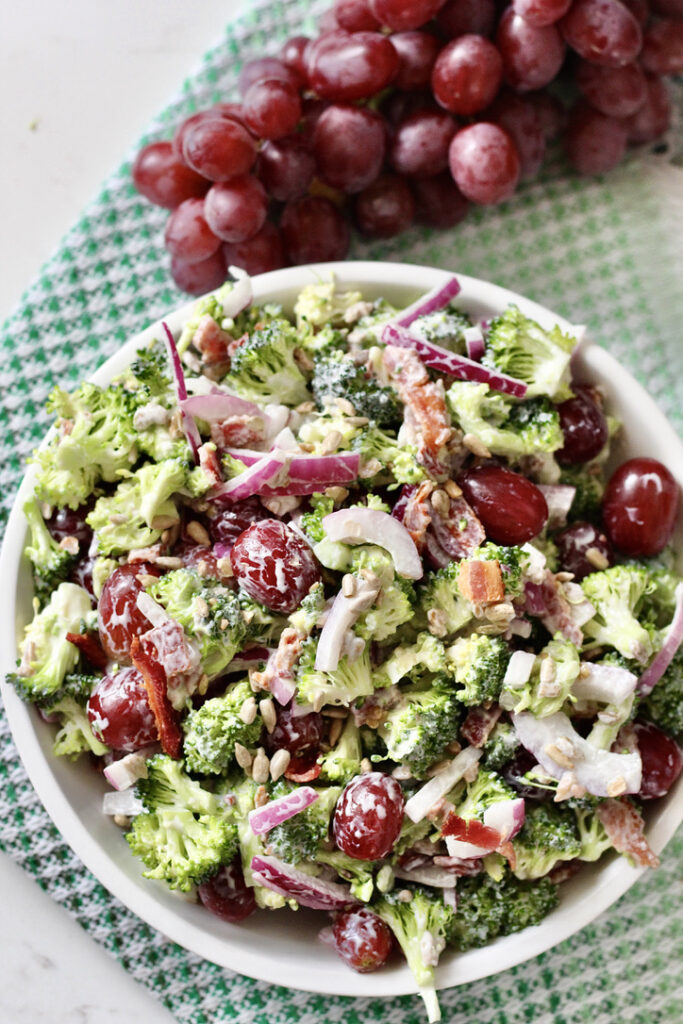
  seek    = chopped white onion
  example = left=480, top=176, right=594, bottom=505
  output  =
left=222, top=266, right=253, bottom=318
left=315, top=576, right=380, bottom=673
left=103, top=751, right=152, bottom=791
left=503, top=650, right=536, bottom=690
left=572, top=662, right=638, bottom=705
left=538, top=485, right=576, bottom=529
left=136, top=591, right=173, bottom=629
left=404, top=747, right=482, bottom=823
left=321, top=508, right=423, bottom=580
left=393, top=865, right=457, bottom=888
left=102, top=789, right=144, bottom=817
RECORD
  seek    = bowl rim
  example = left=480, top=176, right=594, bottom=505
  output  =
left=1, top=260, right=682, bottom=999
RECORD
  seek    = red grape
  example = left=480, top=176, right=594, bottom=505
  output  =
left=280, top=196, right=351, bottom=264
left=381, top=89, right=437, bottom=126
left=182, top=117, right=257, bottom=183
left=222, top=222, right=285, bottom=277
left=334, top=0, right=381, bottom=30
left=333, top=772, right=405, bottom=860
left=243, top=78, right=302, bottom=140
left=411, top=172, right=470, bottom=227
left=97, top=563, right=160, bottom=662
left=209, top=498, right=269, bottom=547
left=170, top=250, right=227, bottom=295
left=448, top=122, right=521, bottom=205
left=513, top=0, right=572, bottom=26
left=620, top=0, right=650, bottom=21
left=526, top=90, right=567, bottom=140
left=497, top=9, right=566, bottom=91
left=164, top=198, right=221, bottom=264
left=257, top=136, right=315, bottom=202
left=565, top=101, right=628, bottom=175
left=390, top=31, right=440, bottom=90
left=602, top=457, right=679, bottom=556
left=624, top=74, right=671, bottom=142
left=264, top=703, right=323, bottom=757
left=389, top=110, right=456, bottom=178
left=432, top=35, right=503, bottom=116
left=47, top=504, right=93, bottom=552
left=198, top=860, right=257, bottom=922
left=485, top=90, right=546, bottom=180
left=177, top=543, right=226, bottom=580
left=651, top=0, right=683, bottom=13
left=307, top=30, right=399, bottom=101
left=575, top=59, right=648, bottom=118
left=559, top=0, right=642, bottom=68
left=436, top=0, right=496, bottom=37
left=641, top=19, right=683, bottom=75
left=555, top=521, right=613, bottom=579
left=333, top=909, right=393, bottom=972
left=238, top=57, right=301, bottom=95
left=86, top=667, right=158, bottom=751
left=204, top=176, right=267, bottom=244
left=355, top=174, right=416, bottom=237
left=279, top=35, right=311, bottom=81
left=313, top=104, right=386, bottom=193
left=634, top=721, right=682, bottom=799
left=556, top=385, right=609, bottom=463
left=459, top=464, right=548, bottom=543
left=132, top=142, right=208, bottom=209
left=369, top=0, right=446, bottom=30
left=172, top=106, right=252, bottom=160
left=230, top=519, right=322, bottom=613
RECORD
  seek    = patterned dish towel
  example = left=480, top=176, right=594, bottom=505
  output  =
left=1, top=2, right=682, bottom=1022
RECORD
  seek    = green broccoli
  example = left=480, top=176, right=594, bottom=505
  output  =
left=378, top=679, right=461, bottom=778
left=638, top=567, right=681, bottom=629
left=481, top=306, right=576, bottom=400
left=22, top=497, right=78, bottom=606
left=311, top=351, right=401, bottom=428
left=319, top=716, right=363, bottom=785
left=182, top=680, right=262, bottom=775
left=500, top=636, right=580, bottom=717
left=297, top=409, right=363, bottom=455
left=581, top=565, right=654, bottom=665
left=127, top=754, right=238, bottom=891
left=231, top=775, right=287, bottom=909
left=238, top=591, right=285, bottom=646
left=357, top=574, right=416, bottom=644
left=267, top=783, right=341, bottom=863
left=410, top=305, right=471, bottom=351
left=449, top=870, right=559, bottom=950
left=352, top=424, right=426, bottom=485
left=316, top=848, right=376, bottom=902
left=512, top=803, right=581, bottom=879
left=295, top=636, right=376, bottom=709
left=642, top=647, right=683, bottom=736
left=447, top=383, right=564, bottom=459
left=8, top=582, right=94, bottom=704
left=224, top=318, right=310, bottom=405
left=123, top=342, right=172, bottom=401
left=472, top=542, right=531, bottom=600
left=299, top=493, right=336, bottom=544
left=39, top=672, right=108, bottom=759
left=177, top=282, right=280, bottom=354
left=417, top=562, right=473, bottom=639
left=560, top=464, right=605, bottom=522
left=376, top=633, right=447, bottom=687
left=451, top=767, right=517, bottom=823
left=446, top=634, right=511, bottom=706
left=573, top=800, right=613, bottom=863
left=288, top=582, right=326, bottom=638
left=482, top=720, right=521, bottom=771
left=294, top=279, right=364, bottom=330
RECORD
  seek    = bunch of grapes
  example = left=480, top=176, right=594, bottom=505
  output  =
left=132, top=0, right=683, bottom=294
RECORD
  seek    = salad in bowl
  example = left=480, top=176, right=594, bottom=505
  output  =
left=2, top=262, right=682, bottom=1021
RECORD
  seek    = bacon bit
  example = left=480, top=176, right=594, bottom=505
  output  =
left=139, top=619, right=202, bottom=709
left=461, top=705, right=503, bottom=748
left=548, top=859, right=582, bottom=885
left=497, top=840, right=517, bottom=869
left=284, top=754, right=322, bottom=783
left=193, top=314, right=232, bottom=366
left=65, top=632, right=108, bottom=671
left=198, top=442, right=223, bottom=488
left=227, top=332, right=249, bottom=359
left=596, top=798, right=660, bottom=869
left=524, top=570, right=585, bottom=646
left=458, top=559, right=505, bottom=605
left=210, top=414, right=267, bottom=449
left=130, top=636, right=182, bottom=759
left=251, top=628, right=303, bottom=700
left=441, top=813, right=501, bottom=849
left=429, top=495, right=485, bottom=560
left=400, top=481, right=434, bottom=551
left=432, top=855, right=483, bottom=876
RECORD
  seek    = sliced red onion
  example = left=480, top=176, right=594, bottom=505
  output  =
left=103, top=750, right=152, bottom=791
left=511, top=711, right=642, bottom=797
left=258, top=452, right=360, bottom=497
left=392, top=275, right=462, bottom=329
left=573, top=662, right=638, bottom=705
left=250, top=855, right=357, bottom=911
left=463, top=325, right=485, bottom=362
left=638, top=582, right=683, bottom=696
left=315, top=576, right=380, bottom=673
left=393, top=865, right=457, bottom=888
left=211, top=450, right=289, bottom=501
left=222, top=266, right=253, bottom=318
left=248, top=786, right=319, bottom=836
left=404, top=747, right=482, bottom=823
left=180, top=393, right=265, bottom=423
left=162, top=322, right=201, bottom=463
left=226, top=647, right=272, bottom=672
left=503, top=650, right=536, bottom=690
left=102, top=789, right=144, bottom=817
left=225, top=447, right=263, bottom=466
left=538, top=485, right=576, bottom=530
left=321, top=508, right=423, bottom=580
left=483, top=797, right=526, bottom=841
left=381, top=322, right=528, bottom=399
left=135, top=591, right=174, bottom=629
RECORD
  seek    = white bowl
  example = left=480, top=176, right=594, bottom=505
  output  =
left=1, top=261, right=682, bottom=999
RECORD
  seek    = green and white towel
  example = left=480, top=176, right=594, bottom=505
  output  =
left=1, top=1, right=682, bottom=1021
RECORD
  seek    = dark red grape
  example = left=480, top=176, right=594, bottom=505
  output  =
left=177, top=542, right=226, bottom=580
left=230, top=519, right=322, bottom=613
left=389, top=110, right=456, bottom=178
left=204, top=176, right=267, bottom=244
left=624, top=74, right=671, bottom=142
left=279, top=35, right=311, bottom=81
left=557, top=385, right=609, bottom=463
left=641, top=18, right=683, bottom=75
left=620, top=0, right=650, bottom=22
left=97, top=563, right=160, bottom=662
left=411, top=172, right=470, bottom=227
left=448, top=122, right=521, bottom=205
left=313, top=104, right=386, bottom=193
left=650, top=0, right=683, bottom=14
left=264, top=702, right=323, bottom=757
left=634, top=721, right=682, bottom=799
left=222, top=222, right=285, bottom=277
left=164, top=198, right=221, bottom=264
left=526, top=90, right=567, bottom=140
left=182, top=118, right=257, bottom=182
left=334, top=0, right=381, bottom=30
left=513, top=0, right=572, bottom=25
left=210, top=499, right=269, bottom=547
left=333, top=909, right=393, bottom=972
left=47, top=504, right=93, bottom=552
left=132, top=142, right=208, bottom=209
left=298, top=96, right=330, bottom=143
left=381, top=89, right=437, bottom=126
left=87, top=667, right=158, bottom=751
left=390, top=31, right=440, bottom=90
left=238, top=57, right=302, bottom=95
left=436, top=0, right=496, bottom=37
left=555, top=521, right=613, bottom=579
left=485, top=90, right=546, bottom=180
left=602, top=458, right=679, bottom=556
left=369, top=0, right=446, bottom=30
left=459, top=464, right=548, bottom=543
left=432, top=35, right=503, bottom=116
left=198, top=860, right=257, bottom=922
left=170, top=249, right=227, bottom=295
left=355, top=174, right=415, bottom=237
left=333, top=772, right=405, bottom=859
left=560, top=0, right=642, bottom=68
left=243, top=78, right=302, bottom=140
left=280, top=196, right=351, bottom=264
left=497, top=9, right=566, bottom=91
left=575, top=60, right=648, bottom=118
left=307, top=30, right=399, bottom=101
left=565, top=101, right=628, bottom=175
left=257, top=136, right=316, bottom=202
left=172, top=106, right=252, bottom=160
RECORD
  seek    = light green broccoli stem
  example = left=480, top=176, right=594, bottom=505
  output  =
left=446, top=634, right=511, bottom=706
left=500, top=636, right=580, bottom=717
left=447, top=383, right=564, bottom=460
left=22, top=497, right=77, bottom=606
left=48, top=696, right=109, bottom=759
left=319, top=717, right=363, bottom=785
left=294, top=279, right=364, bottom=330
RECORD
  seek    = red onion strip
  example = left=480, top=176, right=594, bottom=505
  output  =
left=180, top=393, right=265, bottom=423
left=248, top=786, right=319, bottom=836
left=392, top=276, right=462, bottom=328
left=250, top=855, right=357, bottom=910
left=211, top=451, right=289, bottom=502
left=162, top=322, right=201, bottom=463
left=638, top=582, right=683, bottom=696
left=464, top=326, right=485, bottom=362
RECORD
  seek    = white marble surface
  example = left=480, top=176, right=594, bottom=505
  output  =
left=0, top=2, right=246, bottom=1021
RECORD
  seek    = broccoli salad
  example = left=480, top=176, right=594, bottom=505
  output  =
left=9, top=271, right=683, bottom=1021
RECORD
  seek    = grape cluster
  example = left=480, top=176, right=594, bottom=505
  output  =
left=132, top=0, right=683, bottom=295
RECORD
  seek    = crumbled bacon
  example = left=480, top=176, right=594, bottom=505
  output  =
left=138, top=619, right=202, bottom=710
left=596, top=798, right=660, bottom=868
left=193, top=314, right=232, bottom=367
left=458, top=559, right=505, bottom=605
left=210, top=414, right=267, bottom=449
left=429, top=495, right=485, bottom=560
left=198, top=442, right=223, bottom=487
left=548, top=859, right=582, bottom=885
left=251, top=628, right=303, bottom=699
left=397, top=481, right=434, bottom=551
left=65, top=631, right=108, bottom=671
left=284, top=753, right=322, bottom=783
left=441, top=813, right=501, bottom=849
left=130, top=635, right=182, bottom=759
left=524, top=570, right=587, bottom=646
left=461, top=705, right=503, bottom=748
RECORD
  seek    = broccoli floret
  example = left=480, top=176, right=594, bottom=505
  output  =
left=446, top=634, right=511, bottom=706
left=182, top=680, right=262, bottom=775
left=123, top=342, right=172, bottom=401
left=22, top=497, right=77, bottom=606
left=319, top=716, right=363, bottom=785
left=449, top=871, right=559, bottom=950
left=176, top=282, right=277, bottom=354
left=300, top=493, right=335, bottom=543
left=311, top=351, right=401, bottom=428
left=267, top=783, right=341, bottom=863
left=48, top=695, right=110, bottom=759
left=316, top=848, right=376, bottom=902
left=32, top=382, right=139, bottom=510
left=451, top=767, right=517, bottom=822
left=482, top=721, right=521, bottom=771
left=224, top=318, right=310, bottom=405
left=127, top=754, right=238, bottom=891
left=7, top=582, right=94, bottom=704
left=410, top=305, right=471, bottom=351
left=481, top=306, right=576, bottom=400
left=417, top=562, right=473, bottom=639
left=377, top=633, right=447, bottom=687
left=296, top=636, right=376, bottom=708
left=288, top=582, right=326, bottom=637
left=642, top=647, right=683, bottom=736
left=294, top=279, right=364, bottom=330
left=447, top=383, right=563, bottom=459
left=573, top=801, right=613, bottom=863
left=357, top=574, right=416, bottom=644
left=560, top=464, right=605, bottom=522
left=352, top=425, right=425, bottom=485
left=378, top=680, right=461, bottom=778
left=581, top=566, right=654, bottom=665
left=500, top=635, right=580, bottom=717
left=638, top=567, right=681, bottom=629
left=238, top=591, right=284, bottom=646
left=511, top=803, right=581, bottom=879
left=147, top=569, right=249, bottom=679
left=297, top=409, right=363, bottom=455
left=472, top=543, right=530, bottom=599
